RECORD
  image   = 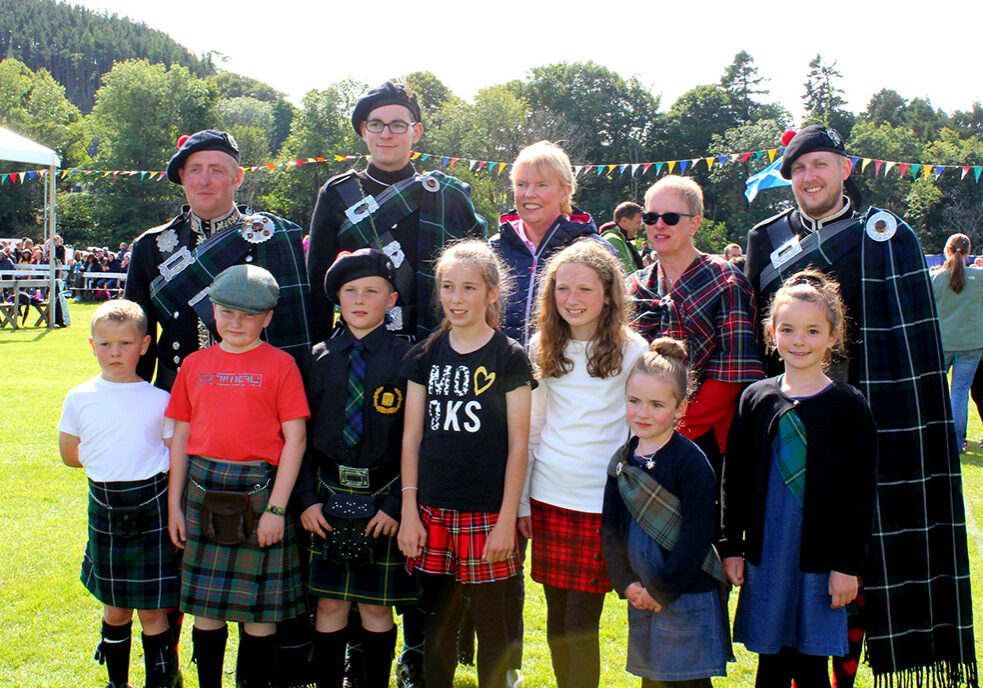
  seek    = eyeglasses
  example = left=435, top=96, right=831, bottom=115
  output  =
left=641, top=211, right=696, bottom=226
left=364, top=119, right=417, bottom=134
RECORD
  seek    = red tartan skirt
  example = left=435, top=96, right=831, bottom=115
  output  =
left=408, top=505, right=520, bottom=584
left=530, top=499, right=611, bottom=594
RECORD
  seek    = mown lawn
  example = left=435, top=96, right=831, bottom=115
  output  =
left=1, top=302, right=981, bottom=687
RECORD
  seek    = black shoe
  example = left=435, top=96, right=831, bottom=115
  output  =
left=395, top=653, right=425, bottom=688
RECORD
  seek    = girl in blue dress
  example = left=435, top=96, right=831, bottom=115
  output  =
left=602, top=337, right=729, bottom=688
left=721, top=270, right=878, bottom=688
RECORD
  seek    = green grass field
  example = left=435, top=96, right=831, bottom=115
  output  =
left=2, top=303, right=982, bottom=687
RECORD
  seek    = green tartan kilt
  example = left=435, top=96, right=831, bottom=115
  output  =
left=306, top=481, right=418, bottom=606
left=81, top=472, right=179, bottom=610
left=181, top=457, right=306, bottom=622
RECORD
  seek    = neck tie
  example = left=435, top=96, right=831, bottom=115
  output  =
left=343, top=339, right=366, bottom=446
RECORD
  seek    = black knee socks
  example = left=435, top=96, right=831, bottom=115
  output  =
left=237, top=631, right=277, bottom=688
left=142, top=629, right=182, bottom=688
left=96, top=620, right=132, bottom=688
left=192, top=625, right=228, bottom=688
left=313, top=627, right=349, bottom=688
left=361, top=627, right=397, bottom=688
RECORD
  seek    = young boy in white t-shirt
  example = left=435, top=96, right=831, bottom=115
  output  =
left=58, top=299, right=181, bottom=688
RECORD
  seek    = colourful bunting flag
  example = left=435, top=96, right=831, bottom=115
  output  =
left=898, top=163, right=909, bottom=178
left=861, top=158, right=872, bottom=172
left=668, top=161, right=677, bottom=173
left=706, top=157, right=715, bottom=170
left=643, top=163, right=652, bottom=174
left=679, top=160, right=689, bottom=174
left=875, top=160, right=883, bottom=175
left=767, top=149, right=777, bottom=162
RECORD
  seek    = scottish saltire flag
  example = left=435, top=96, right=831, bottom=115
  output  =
left=745, top=157, right=790, bottom=202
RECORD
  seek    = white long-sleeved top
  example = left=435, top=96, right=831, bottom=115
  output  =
left=520, top=331, right=648, bottom=516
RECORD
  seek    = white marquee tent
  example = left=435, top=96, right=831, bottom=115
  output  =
left=0, top=127, right=61, bottom=327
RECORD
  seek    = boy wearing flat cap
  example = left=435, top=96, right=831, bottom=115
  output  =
left=740, top=125, right=977, bottom=687
left=307, top=81, right=486, bottom=346
left=125, top=129, right=311, bottom=392
left=294, top=248, right=415, bottom=688
left=166, top=264, right=310, bottom=688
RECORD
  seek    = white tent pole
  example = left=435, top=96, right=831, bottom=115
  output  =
left=47, top=164, right=56, bottom=327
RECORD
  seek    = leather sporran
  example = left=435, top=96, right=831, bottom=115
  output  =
left=201, top=490, right=254, bottom=545
left=108, top=505, right=142, bottom=538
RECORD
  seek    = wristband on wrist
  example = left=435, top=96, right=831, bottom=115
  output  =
left=401, top=486, right=418, bottom=492
left=265, top=504, right=287, bottom=516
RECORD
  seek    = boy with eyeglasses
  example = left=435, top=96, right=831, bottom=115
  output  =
left=307, top=81, right=486, bottom=345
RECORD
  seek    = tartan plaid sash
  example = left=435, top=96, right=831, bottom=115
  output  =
left=343, top=339, right=366, bottom=446
left=148, top=212, right=311, bottom=358
left=607, top=452, right=727, bottom=584
left=774, top=408, right=807, bottom=506
left=333, top=170, right=487, bottom=338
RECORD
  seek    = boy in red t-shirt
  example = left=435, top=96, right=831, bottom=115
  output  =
left=166, top=264, right=310, bottom=688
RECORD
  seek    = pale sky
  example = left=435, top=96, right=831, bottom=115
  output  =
left=73, top=0, right=980, bottom=120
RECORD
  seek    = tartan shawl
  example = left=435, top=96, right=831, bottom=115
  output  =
left=149, top=212, right=311, bottom=360
left=760, top=207, right=976, bottom=686
left=336, top=170, right=487, bottom=339
left=627, top=254, right=764, bottom=384
left=606, top=451, right=727, bottom=583
left=775, top=408, right=807, bottom=506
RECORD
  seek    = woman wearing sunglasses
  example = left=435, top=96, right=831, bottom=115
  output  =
left=626, top=175, right=764, bottom=481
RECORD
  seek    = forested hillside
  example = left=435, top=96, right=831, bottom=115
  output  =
left=0, top=0, right=213, bottom=112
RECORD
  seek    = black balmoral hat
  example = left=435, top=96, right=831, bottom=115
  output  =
left=350, top=81, right=422, bottom=136
left=323, top=248, right=397, bottom=303
left=780, top=125, right=847, bottom=179
left=166, top=129, right=241, bottom=184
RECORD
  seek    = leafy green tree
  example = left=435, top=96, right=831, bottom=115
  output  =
left=660, top=85, right=739, bottom=159
left=863, top=89, right=907, bottom=127
left=0, top=58, right=87, bottom=236
left=207, top=72, right=294, bottom=153
left=802, top=54, right=853, bottom=135
left=904, top=97, right=948, bottom=142
left=258, top=79, right=366, bottom=228
left=846, top=119, right=921, bottom=219
left=400, top=71, right=453, bottom=118
left=720, top=50, right=769, bottom=124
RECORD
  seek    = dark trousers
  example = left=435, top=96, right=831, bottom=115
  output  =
left=543, top=584, right=606, bottom=688
left=420, top=573, right=510, bottom=688
left=755, top=648, right=830, bottom=688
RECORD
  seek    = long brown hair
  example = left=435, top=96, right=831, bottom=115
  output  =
left=534, top=240, right=633, bottom=379
left=419, top=239, right=511, bottom=354
left=943, top=233, right=971, bottom=294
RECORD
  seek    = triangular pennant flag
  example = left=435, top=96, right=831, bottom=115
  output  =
left=315, top=156, right=326, bottom=162
left=334, top=155, right=347, bottom=162
left=898, top=163, right=908, bottom=178
left=498, top=164, right=506, bottom=175
left=476, top=161, right=486, bottom=171
left=679, top=160, right=690, bottom=174
left=584, top=165, right=594, bottom=174
left=419, top=154, right=430, bottom=161
left=884, top=161, right=896, bottom=175
left=573, top=166, right=583, bottom=176
left=294, top=158, right=305, bottom=166
left=911, top=164, right=921, bottom=178
left=849, top=156, right=859, bottom=170
left=265, top=162, right=276, bottom=170
left=668, top=161, right=677, bottom=173
left=642, top=163, right=651, bottom=174
left=767, top=149, right=777, bottom=162
left=27, top=171, right=35, bottom=180
left=718, top=156, right=728, bottom=165
left=607, top=164, right=616, bottom=175
left=410, top=152, right=421, bottom=160
left=753, top=151, right=764, bottom=161
left=0, top=174, right=7, bottom=184
left=655, top=162, right=664, bottom=174
left=469, top=160, right=478, bottom=171
left=488, top=162, right=497, bottom=172
left=933, top=165, right=945, bottom=180
left=705, top=157, right=715, bottom=170
left=740, top=152, right=752, bottom=162
left=59, top=170, right=68, bottom=179
left=962, top=166, right=970, bottom=180
left=157, top=171, right=167, bottom=181
left=861, top=158, right=872, bottom=172
left=975, top=167, right=982, bottom=182
left=596, top=166, right=605, bottom=176
left=875, top=160, right=883, bottom=175
left=619, top=164, right=628, bottom=175
left=631, top=163, right=641, bottom=175
left=449, top=158, right=458, bottom=169
left=441, top=157, right=449, bottom=169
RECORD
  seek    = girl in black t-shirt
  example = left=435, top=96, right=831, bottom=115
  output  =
left=398, top=239, right=534, bottom=688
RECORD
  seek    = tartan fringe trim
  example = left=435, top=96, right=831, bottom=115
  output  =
left=873, top=660, right=979, bottom=688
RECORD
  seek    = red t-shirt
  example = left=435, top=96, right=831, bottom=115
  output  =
left=166, top=342, right=310, bottom=465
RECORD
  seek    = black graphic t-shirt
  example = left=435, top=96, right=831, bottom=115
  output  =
left=403, top=329, right=534, bottom=512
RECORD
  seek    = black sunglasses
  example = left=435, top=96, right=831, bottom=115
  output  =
left=641, top=211, right=696, bottom=226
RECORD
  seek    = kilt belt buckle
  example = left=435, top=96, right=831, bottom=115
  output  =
left=338, top=465, right=370, bottom=489
left=345, top=196, right=379, bottom=224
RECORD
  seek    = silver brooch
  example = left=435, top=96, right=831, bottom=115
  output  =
left=421, top=174, right=440, bottom=193
left=241, top=215, right=275, bottom=244
left=865, top=211, right=897, bottom=242
left=156, top=228, right=179, bottom=255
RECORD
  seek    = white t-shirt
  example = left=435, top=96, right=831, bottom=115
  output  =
left=521, top=331, right=648, bottom=516
left=58, top=375, right=174, bottom=482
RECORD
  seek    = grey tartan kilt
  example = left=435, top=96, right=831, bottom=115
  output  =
left=81, top=472, right=179, bottom=610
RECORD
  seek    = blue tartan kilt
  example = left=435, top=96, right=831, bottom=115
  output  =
left=81, top=472, right=179, bottom=610
left=306, top=481, right=418, bottom=606
left=181, top=456, right=306, bottom=623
